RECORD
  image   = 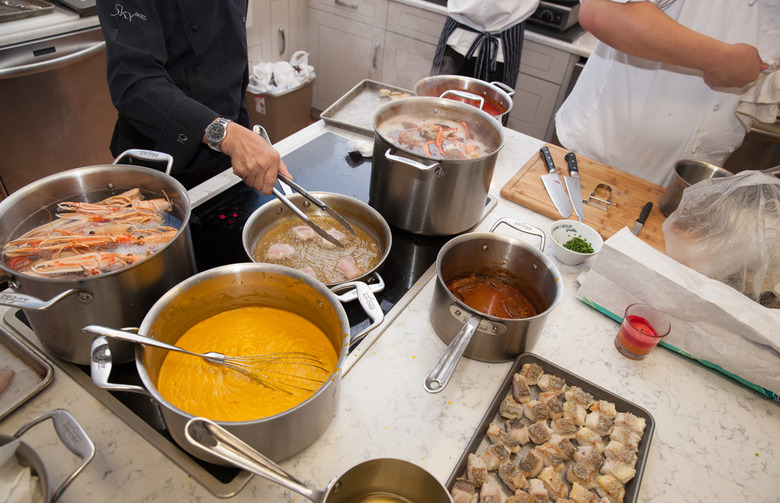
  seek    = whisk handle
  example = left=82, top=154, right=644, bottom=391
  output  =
left=83, top=325, right=203, bottom=359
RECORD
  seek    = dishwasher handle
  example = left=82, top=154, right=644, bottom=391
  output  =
left=0, top=41, right=106, bottom=80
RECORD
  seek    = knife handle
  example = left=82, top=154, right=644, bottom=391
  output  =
left=540, top=146, right=557, bottom=174
left=565, top=152, right=579, bottom=176
left=637, top=202, right=652, bottom=225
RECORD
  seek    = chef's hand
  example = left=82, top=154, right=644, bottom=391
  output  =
left=701, top=43, right=768, bottom=89
left=219, top=122, right=292, bottom=195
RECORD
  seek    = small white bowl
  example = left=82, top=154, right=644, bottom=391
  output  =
left=549, top=220, right=604, bottom=265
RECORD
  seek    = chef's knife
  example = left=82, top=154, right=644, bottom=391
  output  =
left=632, top=202, right=653, bottom=236
left=539, top=146, right=572, bottom=219
left=563, top=152, right=585, bottom=223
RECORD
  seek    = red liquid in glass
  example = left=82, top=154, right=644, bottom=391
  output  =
left=616, top=315, right=660, bottom=358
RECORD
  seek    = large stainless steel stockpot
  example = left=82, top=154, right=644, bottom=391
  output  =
left=89, top=263, right=350, bottom=465
left=0, top=153, right=195, bottom=365
left=370, top=96, right=505, bottom=236
left=414, top=75, right=514, bottom=122
left=425, top=219, right=562, bottom=392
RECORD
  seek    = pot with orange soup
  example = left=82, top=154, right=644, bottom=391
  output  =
left=88, top=263, right=350, bottom=465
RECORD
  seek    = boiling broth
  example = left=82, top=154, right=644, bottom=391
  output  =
left=377, top=115, right=497, bottom=160
left=252, top=215, right=381, bottom=284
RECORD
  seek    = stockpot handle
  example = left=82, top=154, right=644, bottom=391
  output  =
left=185, top=417, right=328, bottom=503
left=89, top=335, right=149, bottom=395
left=423, top=315, right=481, bottom=394
left=439, top=89, right=485, bottom=111
left=490, top=81, right=515, bottom=98
left=0, top=288, right=92, bottom=311
left=330, top=272, right=385, bottom=302
left=384, top=149, right=442, bottom=173
left=14, top=409, right=95, bottom=503
left=490, top=218, right=546, bottom=251
left=113, top=149, right=174, bottom=176
left=337, top=281, right=385, bottom=351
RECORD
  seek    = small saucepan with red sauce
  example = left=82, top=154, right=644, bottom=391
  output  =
left=415, top=75, right=514, bottom=122
left=424, top=218, right=563, bottom=393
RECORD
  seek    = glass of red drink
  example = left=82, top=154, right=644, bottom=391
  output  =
left=614, top=303, right=671, bottom=360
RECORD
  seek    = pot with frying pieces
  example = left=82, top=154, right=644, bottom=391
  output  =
left=88, top=263, right=350, bottom=465
left=370, top=96, right=505, bottom=236
left=242, top=192, right=392, bottom=348
left=424, top=219, right=563, bottom=393
left=0, top=155, right=195, bottom=365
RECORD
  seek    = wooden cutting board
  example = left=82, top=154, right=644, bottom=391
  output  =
left=500, top=144, right=667, bottom=252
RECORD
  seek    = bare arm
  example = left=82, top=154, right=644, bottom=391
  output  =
left=579, top=0, right=767, bottom=88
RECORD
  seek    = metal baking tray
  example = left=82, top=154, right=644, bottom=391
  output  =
left=320, top=79, right=413, bottom=137
left=0, top=326, right=54, bottom=421
left=446, top=353, right=655, bottom=502
left=0, top=0, right=54, bottom=22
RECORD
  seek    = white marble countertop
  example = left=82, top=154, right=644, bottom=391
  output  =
left=1, top=119, right=778, bottom=502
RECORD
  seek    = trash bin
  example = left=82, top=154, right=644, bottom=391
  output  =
left=246, top=78, right=315, bottom=144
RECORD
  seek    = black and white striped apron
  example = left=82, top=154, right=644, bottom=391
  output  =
left=430, top=16, right=526, bottom=89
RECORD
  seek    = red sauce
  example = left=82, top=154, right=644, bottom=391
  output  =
left=444, top=95, right=504, bottom=117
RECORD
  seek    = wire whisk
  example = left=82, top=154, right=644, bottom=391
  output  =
left=83, top=325, right=330, bottom=394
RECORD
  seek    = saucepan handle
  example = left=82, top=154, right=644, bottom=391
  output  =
left=89, top=335, right=149, bottom=395
left=489, top=218, right=546, bottom=251
left=14, top=409, right=95, bottom=503
left=342, top=281, right=385, bottom=350
left=185, top=417, right=327, bottom=503
left=0, top=288, right=92, bottom=311
left=423, top=315, right=481, bottom=394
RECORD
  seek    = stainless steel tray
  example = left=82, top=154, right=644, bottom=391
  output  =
left=320, top=79, right=413, bottom=137
left=446, top=353, right=655, bottom=502
left=0, top=0, right=54, bottom=22
left=0, top=324, right=54, bottom=421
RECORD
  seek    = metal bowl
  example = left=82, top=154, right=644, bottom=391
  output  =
left=659, top=159, right=733, bottom=216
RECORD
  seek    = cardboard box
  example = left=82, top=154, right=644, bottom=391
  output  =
left=246, top=78, right=315, bottom=143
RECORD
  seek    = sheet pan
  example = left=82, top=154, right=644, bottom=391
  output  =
left=446, top=353, right=655, bottom=502
left=320, top=79, right=413, bottom=136
left=0, top=326, right=54, bottom=421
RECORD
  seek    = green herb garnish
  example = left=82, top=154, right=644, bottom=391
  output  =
left=563, top=236, right=594, bottom=254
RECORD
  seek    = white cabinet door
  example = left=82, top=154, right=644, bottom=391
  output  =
left=381, top=31, right=436, bottom=90
left=247, top=0, right=300, bottom=63
left=308, top=9, right=385, bottom=111
left=308, top=0, right=388, bottom=28
left=506, top=72, right=560, bottom=140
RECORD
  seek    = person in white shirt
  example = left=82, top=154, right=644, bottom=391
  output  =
left=430, top=0, right=540, bottom=88
left=554, top=0, right=778, bottom=185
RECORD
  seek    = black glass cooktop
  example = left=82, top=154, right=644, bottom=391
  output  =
left=188, top=132, right=453, bottom=342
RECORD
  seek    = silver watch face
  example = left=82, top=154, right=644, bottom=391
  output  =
left=206, top=121, right=227, bottom=144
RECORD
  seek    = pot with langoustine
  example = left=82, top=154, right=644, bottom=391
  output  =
left=424, top=218, right=562, bottom=393
left=0, top=153, right=195, bottom=365
left=370, top=96, right=505, bottom=236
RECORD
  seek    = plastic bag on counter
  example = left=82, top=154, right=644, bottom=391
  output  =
left=248, top=50, right=316, bottom=95
left=661, top=170, right=780, bottom=306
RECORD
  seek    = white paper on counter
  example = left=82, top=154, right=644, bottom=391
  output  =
left=0, top=439, right=43, bottom=503
left=575, top=227, right=780, bottom=394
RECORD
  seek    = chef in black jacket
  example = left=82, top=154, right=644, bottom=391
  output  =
left=96, top=0, right=290, bottom=193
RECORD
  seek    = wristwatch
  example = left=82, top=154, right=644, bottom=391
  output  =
left=205, top=117, right=232, bottom=152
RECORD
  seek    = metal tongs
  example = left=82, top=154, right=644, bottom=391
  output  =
left=252, top=125, right=356, bottom=247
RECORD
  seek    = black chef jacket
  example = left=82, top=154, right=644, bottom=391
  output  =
left=97, top=0, right=250, bottom=189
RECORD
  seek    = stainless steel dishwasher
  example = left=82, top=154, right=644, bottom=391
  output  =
left=0, top=26, right=116, bottom=198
